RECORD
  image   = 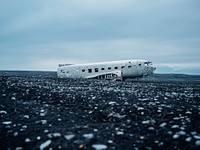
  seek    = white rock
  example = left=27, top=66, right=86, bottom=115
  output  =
left=11, top=97, right=16, bottom=100
left=44, top=129, right=49, bottom=133
left=173, top=117, right=180, bottom=120
left=171, top=125, right=179, bottom=129
left=92, top=144, right=107, bottom=150
left=116, top=131, right=124, bottom=135
left=195, top=140, right=200, bottom=146
left=167, top=131, right=173, bottom=135
left=137, top=107, right=144, bottom=110
left=39, top=140, right=51, bottom=150
left=186, top=111, right=192, bottom=114
left=159, top=122, right=167, bottom=128
left=2, top=121, right=12, bottom=125
left=148, top=127, right=155, bottom=130
left=142, top=120, right=150, bottom=124
left=108, top=140, right=113, bottom=144
left=25, top=138, right=31, bottom=142
left=48, top=133, right=61, bottom=138
left=40, top=113, right=45, bottom=116
left=40, top=110, right=45, bottom=112
left=65, top=134, right=75, bottom=140
left=185, top=137, right=192, bottom=142
left=24, top=115, right=29, bottom=119
left=35, top=120, right=47, bottom=124
left=173, top=134, right=180, bottom=139
left=14, top=132, right=18, bottom=137
left=83, top=133, right=94, bottom=139
left=177, top=131, right=186, bottom=135
left=108, top=101, right=117, bottom=105
left=0, top=111, right=7, bottom=114
left=194, top=135, right=200, bottom=139
left=124, top=102, right=129, bottom=105
left=94, top=129, right=98, bottom=132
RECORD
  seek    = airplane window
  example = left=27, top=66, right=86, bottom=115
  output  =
left=82, top=69, right=85, bottom=72
left=88, top=69, right=92, bottom=73
left=128, top=66, right=132, bottom=68
left=121, top=66, right=125, bottom=69
left=108, top=67, right=111, bottom=70
left=101, top=68, right=105, bottom=70
left=95, top=68, right=98, bottom=72
left=114, top=67, right=118, bottom=69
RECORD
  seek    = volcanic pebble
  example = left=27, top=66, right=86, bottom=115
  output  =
left=0, top=76, right=200, bottom=149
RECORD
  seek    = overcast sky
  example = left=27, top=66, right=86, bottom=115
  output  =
left=0, top=0, right=200, bottom=74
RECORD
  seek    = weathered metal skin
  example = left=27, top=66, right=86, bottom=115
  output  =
left=57, top=59, right=156, bottom=80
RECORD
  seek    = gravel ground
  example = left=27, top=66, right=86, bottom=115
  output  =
left=0, top=76, right=200, bottom=150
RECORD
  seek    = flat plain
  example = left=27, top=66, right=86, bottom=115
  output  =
left=0, top=71, right=200, bottom=150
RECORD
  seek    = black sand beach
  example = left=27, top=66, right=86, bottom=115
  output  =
left=0, top=72, right=200, bottom=149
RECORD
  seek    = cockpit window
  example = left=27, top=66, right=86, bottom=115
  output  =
left=144, top=62, right=152, bottom=65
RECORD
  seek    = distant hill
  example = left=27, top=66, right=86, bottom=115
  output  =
left=0, top=70, right=57, bottom=78
left=135, top=73, right=200, bottom=82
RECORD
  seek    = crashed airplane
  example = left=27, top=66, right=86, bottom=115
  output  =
left=57, top=59, right=156, bottom=81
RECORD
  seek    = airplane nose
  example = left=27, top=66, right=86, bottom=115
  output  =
left=149, top=66, right=156, bottom=75
left=153, top=67, right=156, bottom=72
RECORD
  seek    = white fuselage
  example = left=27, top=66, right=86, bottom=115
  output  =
left=57, top=59, right=156, bottom=80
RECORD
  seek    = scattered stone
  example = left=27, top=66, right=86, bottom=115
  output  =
left=39, top=140, right=51, bottom=150
left=83, top=133, right=94, bottom=139
left=92, top=144, right=108, bottom=150
left=194, top=135, right=200, bottom=140
left=148, top=127, right=155, bottom=130
left=108, top=101, right=118, bottom=105
left=142, top=120, right=150, bottom=124
left=35, top=120, right=47, bottom=125
left=171, top=125, right=179, bottom=129
left=2, top=121, right=12, bottom=125
left=185, top=137, right=192, bottom=142
left=24, top=115, right=29, bottom=119
left=25, top=138, right=31, bottom=142
left=48, top=133, right=61, bottom=138
left=37, top=136, right=41, bottom=140
left=13, top=132, right=19, bottom=137
left=0, top=110, right=7, bottom=114
left=108, top=140, right=113, bottom=144
left=11, top=97, right=16, bottom=100
left=173, top=134, right=180, bottom=139
left=116, top=131, right=124, bottom=135
left=65, top=134, right=75, bottom=140
left=195, top=140, right=200, bottom=146
left=159, top=122, right=167, bottom=128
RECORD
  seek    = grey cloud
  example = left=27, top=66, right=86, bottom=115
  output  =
left=0, top=0, right=200, bottom=74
